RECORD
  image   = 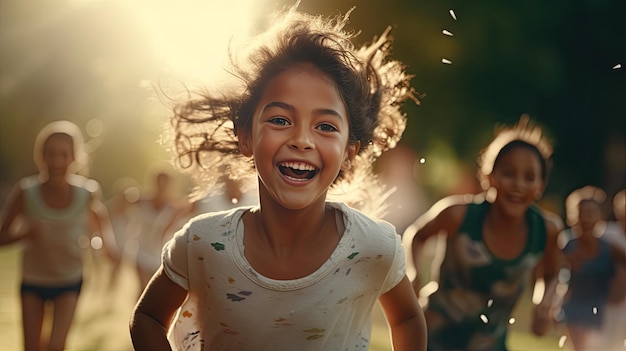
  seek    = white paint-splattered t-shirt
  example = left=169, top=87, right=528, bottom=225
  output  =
left=162, top=202, right=405, bottom=351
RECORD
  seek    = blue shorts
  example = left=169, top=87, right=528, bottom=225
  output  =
left=20, top=280, right=83, bottom=301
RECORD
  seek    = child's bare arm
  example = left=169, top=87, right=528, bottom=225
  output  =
left=531, top=211, right=564, bottom=336
left=88, top=184, right=120, bottom=261
left=402, top=196, right=467, bottom=296
left=0, top=185, right=31, bottom=246
left=130, top=266, right=188, bottom=351
left=378, top=276, right=427, bottom=351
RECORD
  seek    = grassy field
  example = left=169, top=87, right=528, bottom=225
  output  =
left=0, top=246, right=567, bottom=351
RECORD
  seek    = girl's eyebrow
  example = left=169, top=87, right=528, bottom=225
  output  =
left=263, top=101, right=345, bottom=121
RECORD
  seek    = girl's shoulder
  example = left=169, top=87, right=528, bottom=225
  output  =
left=67, top=174, right=102, bottom=200
left=186, top=206, right=253, bottom=234
left=18, top=175, right=41, bottom=190
left=331, top=202, right=397, bottom=235
left=534, top=207, right=564, bottom=237
left=430, top=194, right=479, bottom=221
left=442, top=194, right=488, bottom=226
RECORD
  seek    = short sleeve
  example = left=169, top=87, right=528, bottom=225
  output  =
left=162, top=225, right=190, bottom=290
left=380, top=233, right=406, bottom=294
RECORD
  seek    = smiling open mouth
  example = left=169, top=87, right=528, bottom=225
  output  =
left=278, top=162, right=318, bottom=180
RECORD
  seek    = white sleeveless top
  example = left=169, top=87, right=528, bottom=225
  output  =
left=20, top=175, right=94, bottom=285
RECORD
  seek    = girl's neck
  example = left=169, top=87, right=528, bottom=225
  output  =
left=252, top=196, right=329, bottom=253
left=40, top=174, right=73, bottom=209
left=41, top=173, right=69, bottom=187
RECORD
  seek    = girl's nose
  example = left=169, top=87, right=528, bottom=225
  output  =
left=514, top=176, right=526, bottom=190
left=289, top=126, right=314, bottom=150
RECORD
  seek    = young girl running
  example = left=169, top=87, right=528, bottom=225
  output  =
left=0, top=120, right=117, bottom=351
left=558, top=186, right=626, bottom=351
left=403, top=116, right=564, bottom=351
left=130, top=5, right=427, bottom=351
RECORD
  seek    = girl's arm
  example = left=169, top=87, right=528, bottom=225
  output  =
left=378, top=276, right=427, bottom=351
left=531, top=210, right=564, bottom=336
left=88, top=185, right=119, bottom=261
left=0, top=185, right=32, bottom=246
left=608, top=243, right=626, bottom=304
left=130, top=266, right=188, bottom=351
left=402, top=196, right=467, bottom=296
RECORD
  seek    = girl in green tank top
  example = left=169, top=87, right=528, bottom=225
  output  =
left=403, top=116, right=564, bottom=351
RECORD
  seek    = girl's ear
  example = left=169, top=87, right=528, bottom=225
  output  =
left=238, top=128, right=253, bottom=157
left=341, top=141, right=360, bottom=171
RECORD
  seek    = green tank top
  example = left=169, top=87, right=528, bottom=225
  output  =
left=427, top=200, right=547, bottom=351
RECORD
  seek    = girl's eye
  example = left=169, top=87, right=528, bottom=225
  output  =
left=268, top=117, right=290, bottom=126
left=317, top=123, right=338, bottom=132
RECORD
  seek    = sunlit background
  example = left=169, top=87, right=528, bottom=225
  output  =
left=1, top=0, right=624, bottom=211
left=0, top=0, right=624, bottom=349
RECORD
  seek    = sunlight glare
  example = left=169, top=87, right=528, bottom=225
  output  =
left=558, top=335, right=567, bottom=348
left=122, top=0, right=266, bottom=83
left=532, top=278, right=545, bottom=305
left=91, top=236, right=104, bottom=250
left=86, top=118, right=104, bottom=138
left=442, top=58, right=452, bottom=64
left=442, top=29, right=453, bottom=36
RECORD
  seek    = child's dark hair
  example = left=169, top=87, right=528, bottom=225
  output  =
left=164, top=5, right=417, bottom=215
left=564, top=185, right=606, bottom=226
left=477, top=115, right=553, bottom=190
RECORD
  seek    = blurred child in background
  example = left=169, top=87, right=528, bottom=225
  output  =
left=403, top=116, right=563, bottom=351
left=104, top=176, right=140, bottom=291
left=0, top=120, right=117, bottom=351
left=557, top=187, right=626, bottom=351
left=128, top=170, right=179, bottom=294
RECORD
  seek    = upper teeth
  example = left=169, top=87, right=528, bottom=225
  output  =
left=280, top=162, right=315, bottom=171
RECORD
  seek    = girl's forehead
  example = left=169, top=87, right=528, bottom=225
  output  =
left=44, top=133, right=73, bottom=148
left=495, top=147, right=542, bottom=171
left=266, top=64, right=337, bottom=91
left=257, top=64, right=346, bottom=113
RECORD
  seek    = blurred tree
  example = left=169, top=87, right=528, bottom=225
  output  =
left=1, top=0, right=624, bottom=216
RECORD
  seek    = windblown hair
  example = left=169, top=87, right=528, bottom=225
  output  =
left=164, top=5, right=417, bottom=216
left=477, top=114, right=553, bottom=190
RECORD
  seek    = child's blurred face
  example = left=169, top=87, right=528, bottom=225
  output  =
left=489, top=146, right=545, bottom=217
left=240, top=64, right=358, bottom=210
left=43, top=134, right=75, bottom=177
left=578, top=200, right=602, bottom=232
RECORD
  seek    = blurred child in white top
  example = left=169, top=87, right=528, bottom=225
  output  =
left=0, top=120, right=117, bottom=351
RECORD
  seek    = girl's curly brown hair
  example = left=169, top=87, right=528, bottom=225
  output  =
left=163, top=4, right=417, bottom=216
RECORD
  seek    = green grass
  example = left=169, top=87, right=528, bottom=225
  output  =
left=1, top=246, right=566, bottom=351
